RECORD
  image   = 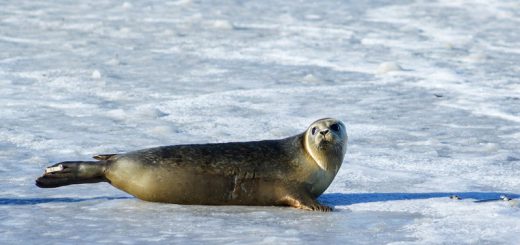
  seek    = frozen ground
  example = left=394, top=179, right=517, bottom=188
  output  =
left=1, top=0, right=520, bottom=244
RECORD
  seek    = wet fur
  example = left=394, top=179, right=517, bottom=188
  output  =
left=36, top=118, right=347, bottom=211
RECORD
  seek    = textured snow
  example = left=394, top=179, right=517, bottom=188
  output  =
left=1, top=0, right=520, bottom=244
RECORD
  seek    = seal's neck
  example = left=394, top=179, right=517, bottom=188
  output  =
left=319, top=146, right=345, bottom=174
left=302, top=134, right=345, bottom=174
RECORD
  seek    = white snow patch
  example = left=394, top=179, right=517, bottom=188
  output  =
left=302, top=73, right=320, bottom=83
left=376, top=62, right=403, bottom=74
left=122, top=2, right=133, bottom=9
left=209, top=20, right=234, bottom=30
left=91, top=70, right=102, bottom=79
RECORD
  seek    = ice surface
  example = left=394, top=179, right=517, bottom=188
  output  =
left=1, top=0, right=520, bottom=244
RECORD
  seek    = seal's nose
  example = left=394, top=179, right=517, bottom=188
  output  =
left=320, top=129, right=329, bottom=136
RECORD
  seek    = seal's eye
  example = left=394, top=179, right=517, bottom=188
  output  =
left=311, top=127, right=317, bottom=135
left=330, top=123, right=340, bottom=132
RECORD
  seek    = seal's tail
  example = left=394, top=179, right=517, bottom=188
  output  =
left=35, top=161, right=108, bottom=188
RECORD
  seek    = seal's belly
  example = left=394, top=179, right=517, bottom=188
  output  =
left=105, top=160, right=283, bottom=205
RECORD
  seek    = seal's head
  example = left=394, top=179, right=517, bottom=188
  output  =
left=304, top=118, right=348, bottom=171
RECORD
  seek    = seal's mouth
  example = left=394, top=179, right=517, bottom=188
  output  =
left=316, top=140, right=333, bottom=150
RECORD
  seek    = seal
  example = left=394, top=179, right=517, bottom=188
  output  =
left=36, top=118, right=348, bottom=211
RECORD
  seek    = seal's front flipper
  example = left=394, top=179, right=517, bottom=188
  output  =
left=279, top=194, right=333, bottom=212
left=36, top=161, right=107, bottom=188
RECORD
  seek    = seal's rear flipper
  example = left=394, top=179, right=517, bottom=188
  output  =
left=36, top=161, right=107, bottom=188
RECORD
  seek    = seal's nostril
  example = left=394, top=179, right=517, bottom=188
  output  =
left=320, top=129, right=329, bottom=135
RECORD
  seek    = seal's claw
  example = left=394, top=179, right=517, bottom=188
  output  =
left=318, top=204, right=333, bottom=212
left=310, top=203, right=333, bottom=212
left=280, top=194, right=332, bottom=212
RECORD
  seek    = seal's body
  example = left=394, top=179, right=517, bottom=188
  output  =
left=36, top=118, right=347, bottom=211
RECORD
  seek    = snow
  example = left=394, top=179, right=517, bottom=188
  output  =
left=376, top=62, right=403, bottom=74
left=1, top=0, right=520, bottom=244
